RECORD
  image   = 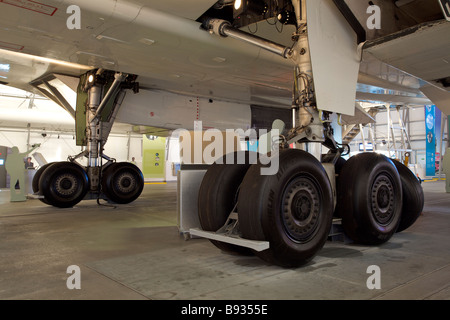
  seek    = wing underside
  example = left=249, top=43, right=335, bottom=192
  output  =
left=0, top=0, right=448, bottom=126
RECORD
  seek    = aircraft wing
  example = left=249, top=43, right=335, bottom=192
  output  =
left=0, top=0, right=447, bottom=127
left=0, top=0, right=295, bottom=110
left=363, top=19, right=450, bottom=115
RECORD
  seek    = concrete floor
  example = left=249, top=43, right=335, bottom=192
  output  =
left=0, top=180, right=449, bottom=300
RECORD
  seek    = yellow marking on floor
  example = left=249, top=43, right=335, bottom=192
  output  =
left=423, top=178, right=446, bottom=182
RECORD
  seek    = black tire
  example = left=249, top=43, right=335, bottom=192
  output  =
left=336, top=153, right=402, bottom=245
left=198, top=151, right=258, bottom=255
left=101, top=162, right=144, bottom=204
left=333, top=157, right=347, bottom=218
left=39, top=162, right=90, bottom=208
left=32, top=163, right=53, bottom=193
left=335, top=157, right=347, bottom=176
left=32, top=163, right=53, bottom=205
left=238, top=149, right=334, bottom=267
left=392, top=160, right=424, bottom=232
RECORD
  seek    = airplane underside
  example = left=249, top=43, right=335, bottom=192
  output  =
left=13, top=0, right=441, bottom=266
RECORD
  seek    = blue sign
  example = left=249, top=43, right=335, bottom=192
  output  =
left=247, top=140, right=259, bottom=152
left=425, top=105, right=436, bottom=176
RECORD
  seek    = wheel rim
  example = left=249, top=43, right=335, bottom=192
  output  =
left=53, top=173, right=79, bottom=197
left=371, top=173, right=395, bottom=225
left=281, top=176, right=321, bottom=243
left=113, top=171, right=137, bottom=194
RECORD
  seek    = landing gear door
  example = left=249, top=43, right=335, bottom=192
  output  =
left=306, top=0, right=360, bottom=116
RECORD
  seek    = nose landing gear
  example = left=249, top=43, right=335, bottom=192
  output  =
left=32, top=70, right=144, bottom=208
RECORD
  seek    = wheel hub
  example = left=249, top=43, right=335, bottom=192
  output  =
left=282, top=177, right=320, bottom=243
left=371, top=174, right=395, bottom=225
left=114, top=172, right=136, bottom=194
left=293, top=194, right=312, bottom=221
left=54, top=174, right=78, bottom=196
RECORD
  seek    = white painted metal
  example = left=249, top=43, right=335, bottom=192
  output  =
left=115, top=89, right=251, bottom=131
left=356, top=92, right=431, bottom=106
left=306, top=0, right=360, bottom=116
left=421, top=85, right=450, bottom=116
left=359, top=124, right=366, bottom=152
left=365, top=21, right=450, bottom=91
left=340, top=103, right=376, bottom=125
left=189, top=228, right=270, bottom=252
left=177, top=169, right=207, bottom=235
left=0, top=0, right=445, bottom=130
left=0, top=107, right=74, bottom=128
left=384, top=105, right=413, bottom=159
left=0, top=1, right=293, bottom=108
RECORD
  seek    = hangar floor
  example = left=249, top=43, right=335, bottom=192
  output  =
left=0, top=180, right=449, bottom=300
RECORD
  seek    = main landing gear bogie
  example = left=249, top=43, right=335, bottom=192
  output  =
left=198, top=149, right=334, bottom=267
left=32, top=161, right=144, bottom=208
left=198, top=150, right=424, bottom=267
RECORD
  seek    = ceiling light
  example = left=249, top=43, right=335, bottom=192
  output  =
left=276, top=6, right=297, bottom=25
left=234, top=0, right=242, bottom=10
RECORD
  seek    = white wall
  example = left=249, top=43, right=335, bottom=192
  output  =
left=165, top=136, right=180, bottom=182
left=0, top=128, right=142, bottom=168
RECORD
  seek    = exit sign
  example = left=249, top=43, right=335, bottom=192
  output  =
left=439, top=0, right=450, bottom=21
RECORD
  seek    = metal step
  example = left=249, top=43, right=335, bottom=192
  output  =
left=189, top=228, right=270, bottom=252
left=190, top=218, right=350, bottom=251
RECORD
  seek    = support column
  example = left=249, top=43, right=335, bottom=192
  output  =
left=359, top=124, right=366, bottom=152
left=386, top=106, right=392, bottom=157
left=438, top=114, right=445, bottom=180
left=448, top=115, right=450, bottom=149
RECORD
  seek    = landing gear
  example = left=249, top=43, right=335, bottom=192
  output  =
left=197, top=149, right=417, bottom=266
left=33, top=69, right=143, bottom=208
left=34, top=160, right=144, bottom=208
left=197, top=2, right=419, bottom=266
left=238, top=149, right=333, bottom=267
left=37, top=162, right=90, bottom=208
left=336, top=153, right=403, bottom=245
left=101, top=162, right=144, bottom=204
